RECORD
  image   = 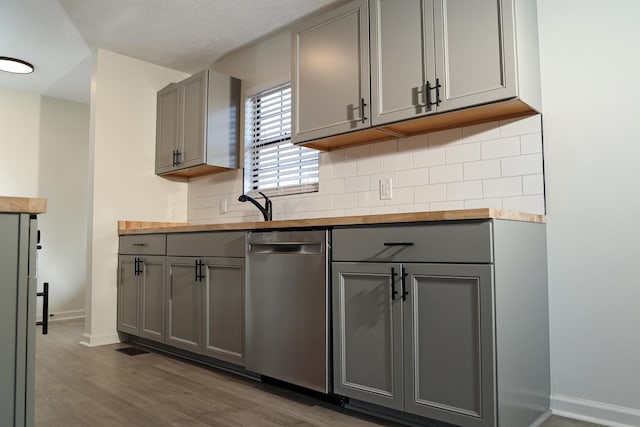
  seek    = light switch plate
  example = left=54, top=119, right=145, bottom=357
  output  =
left=219, top=198, right=227, bottom=214
left=380, top=177, right=392, bottom=200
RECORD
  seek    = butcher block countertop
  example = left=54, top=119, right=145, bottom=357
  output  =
left=0, top=196, right=47, bottom=214
left=119, top=208, right=544, bottom=235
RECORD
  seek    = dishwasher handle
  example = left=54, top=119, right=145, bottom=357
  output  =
left=248, top=241, right=323, bottom=255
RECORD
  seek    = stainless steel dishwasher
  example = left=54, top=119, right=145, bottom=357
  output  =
left=246, top=229, right=329, bottom=393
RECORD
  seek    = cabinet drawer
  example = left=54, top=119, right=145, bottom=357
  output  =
left=119, top=234, right=166, bottom=255
left=332, top=221, right=492, bottom=263
left=167, top=231, right=246, bottom=258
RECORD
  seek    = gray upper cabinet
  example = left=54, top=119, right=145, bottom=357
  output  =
left=371, top=0, right=523, bottom=126
left=155, top=69, right=241, bottom=178
left=295, top=0, right=541, bottom=149
left=292, top=0, right=371, bottom=144
left=370, top=0, right=437, bottom=125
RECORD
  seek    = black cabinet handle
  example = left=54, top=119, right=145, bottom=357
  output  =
left=401, top=266, right=408, bottom=301
left=172, top=150, right=176, bottom=167
left=390, top=267, right=399, bottom=301
left=132, top=243, right=148, bottom=247
left=175, top=149, right=182, bottom=165
left=199, top=260, right=204, bottom=282
left=195, top=260, right=204, bottom=282
left=194, top=259, right=199, bottom=281
left=425, top=79, right=442, bottom=108
left=360, top=98, right=368, bottom=124
left=134, top=257, right=140, bottom=276
left=425, top=81, right=432, bottom=108
left=383, top=242, right=414, bottom=246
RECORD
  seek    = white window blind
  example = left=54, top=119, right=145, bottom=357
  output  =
left=244, top=83, right=318, bottom=196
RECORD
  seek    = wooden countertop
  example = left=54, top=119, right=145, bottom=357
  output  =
left=119, top=209, right=544, bottom=235
left=0, top=196, right=47, bottom=214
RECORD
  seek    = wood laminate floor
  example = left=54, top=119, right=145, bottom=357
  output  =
left=36, top=320, right=602, bottom=427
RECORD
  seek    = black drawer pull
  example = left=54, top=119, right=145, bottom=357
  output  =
left=383, top=242, right=414, bottom=246
left=132, top=243, right=148, bottom=247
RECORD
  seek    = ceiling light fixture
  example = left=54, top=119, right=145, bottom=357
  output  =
left=0, top=57, right=35, bottom=74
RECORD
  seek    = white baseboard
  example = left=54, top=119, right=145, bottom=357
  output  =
left=37, top=309, right=85, bottom=323
left=552, top=394, right=640, bottom=427
left=79, top=332, right=122, bottom=347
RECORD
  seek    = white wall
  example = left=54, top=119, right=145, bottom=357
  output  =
left=37, top=96, right=90, bottom=320
left=0, top=87, right=90, bottom=321
left=0, top=88, right=41, bottom=196
left=538, top=1, right=640, bottom=425
left=82, top=49, right=189, bottom=346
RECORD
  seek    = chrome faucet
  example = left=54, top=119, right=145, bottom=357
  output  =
left=238, top=191, right=272, bottom=221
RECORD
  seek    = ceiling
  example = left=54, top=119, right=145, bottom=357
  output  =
left=0, top=0, right=338, bottom=104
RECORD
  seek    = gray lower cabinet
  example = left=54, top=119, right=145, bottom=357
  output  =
left=165, top=257, right=203, bottom=352
left=332, top=220, right=550, bottom=427
left=1, top=212, right=38, bottom=427
left=333, top=262, right=493, bottom=426
left=165, top=256, right=245, bottom=364
left=117, top=235, right=166, bottom=343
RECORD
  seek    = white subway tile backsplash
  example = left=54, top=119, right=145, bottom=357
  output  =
left=357, top=190, right=385, bottom=208
left=320, top=178, right=345, bottom=195
left=309, top=195, right=334, bottom=211
left=446, top=143, right=481, bottom=164
left=413, top=147, right=446, bottom=168
left=333, top=161, right=358, bottom=178
left=430, top=164, right=463, bottom=184
left=429, top=128, right=463, bottom=147
left=357, top=158, right=384, bottom=175
left=464, top=198, right=503, bottom=209
left=521, top=133, right=543, bottom=154
left=447, top=181, right=483, bottom=201
left=398, top=134, right=429, bottom=153
left=463, top=122, right=501, bottom=143
left=503, top=195, right=545, bottom=214
left=398, top=168, right=429, bottom=187
left=187, top=115, right=545, bottom=223
left=370, top=139, right=398, bottom=156
left=344, top=175, right=371, bottom=193
left=523, top=174, right=544, bottom=195
left=345, top=144, right=370, bottom=160
left=501, top=153, right=543, bottom=177
left=464, top=159, right=501, bottom=180
left=383, top=152, right=413, bottom=172
left=499, top=115, right=541, bottom=137
left=371, top=205, right=400, bottom=215
left=332, top=193, right=358, bottom=209
left=481, top=137, right=520, bottom=159
left=414, top=184, right=447, bottom=203
left=483, top=176, right=522, bottom=198
left=430, top=201, right=465, bottom=211
left=385, top=187, right=414, bottom=205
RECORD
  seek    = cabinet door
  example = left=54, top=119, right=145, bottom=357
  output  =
left=403, top=264, right=495, bottom=427
left=201, top=258, right=244, bottom=365
left=332, top=262, right=404, bottom=411
left=180, top=70, right=207, bottom=169
left=292, top=0, right=370, bottom=144
left=139, top=256, right=165, bottom=343
left=117, top=255, right=139, bottom=335
left=434, top=0, right=516, bottom=112
left=370, top=0, right=437, bottom=126
left=156, top=84, right=180, bottom=174
left=166, top=257, right=202, bottom=352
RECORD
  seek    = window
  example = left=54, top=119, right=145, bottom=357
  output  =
left=244, top=83, right=318, bottom=196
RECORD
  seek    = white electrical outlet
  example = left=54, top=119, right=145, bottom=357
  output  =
left=380, top=177, right=392, bottom=200
left=218, top=198, right=227, bottom=214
